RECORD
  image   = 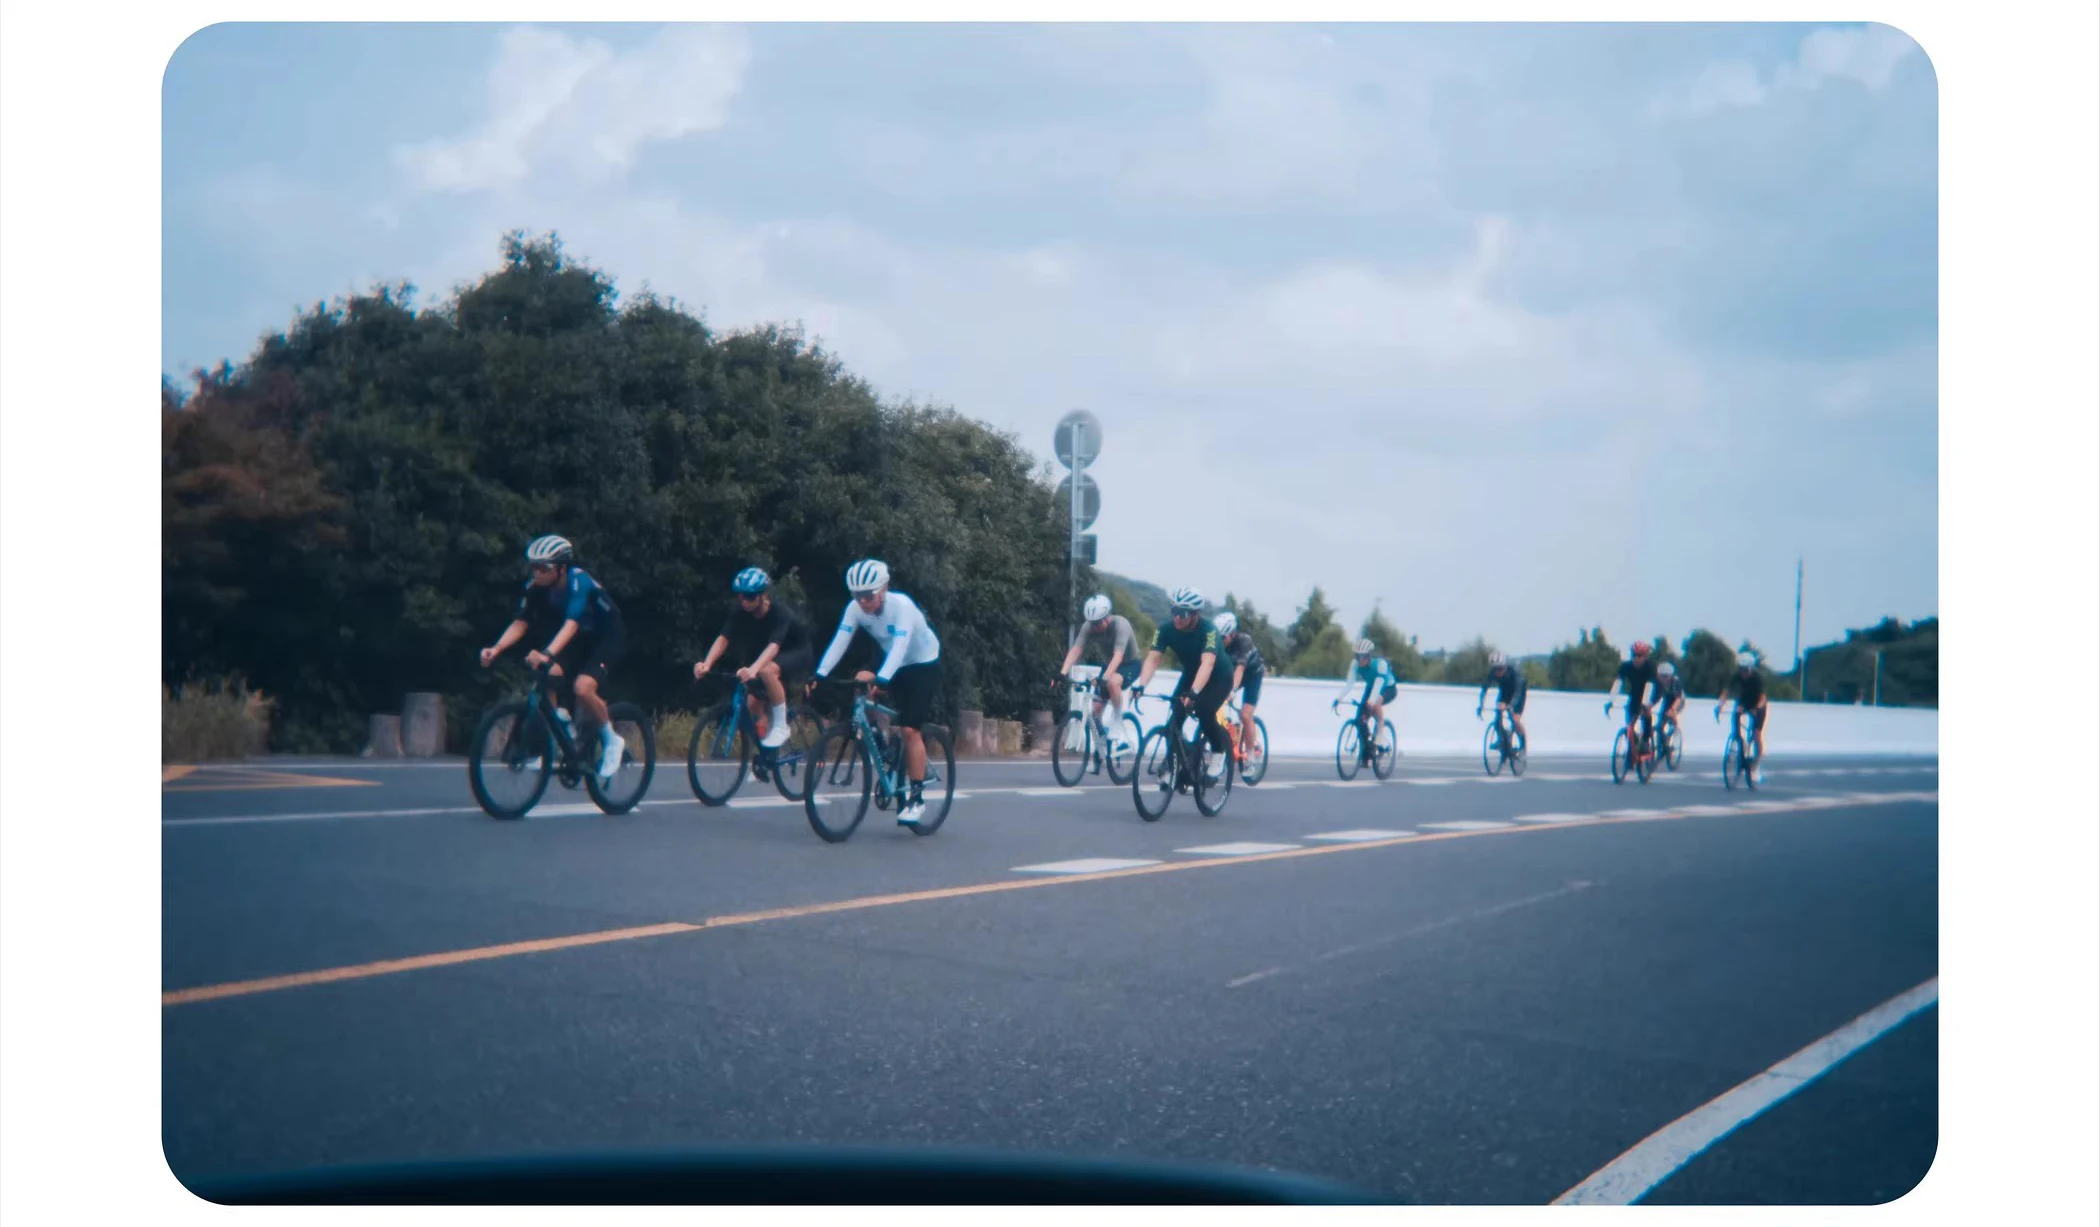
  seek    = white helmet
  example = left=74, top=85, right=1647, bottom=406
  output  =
left=1736, top=650, right=1757, bottom=670
left=1214, top=612, right=1238, bottom=637
left=845, top=559, right=890, bottom=593
left=1082, top=594, right=1112, bottom=622
left=1488, top=650, right=1506, bottom=668
left=1169, top=585, right=1203, bottom=612
left=1353, top=638, right=1374, bottom=655
left=1658, top=661, right=1675, bottom=678
left=525, top=534, right=574, bottom=564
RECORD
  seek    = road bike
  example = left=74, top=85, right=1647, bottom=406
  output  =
left=468, top=661, right=656, bottom=819
left=1130, top=691, right=1233, bottom=821
left=1479, top=705, right=1527, bottom=777
left=1051, top=673, right=1143, bottom=787
left=1333, top=697, right=1398, bottom=781
left=686, top=674, right=825, bottom=805
left=802, top=681, right=956, bottom=843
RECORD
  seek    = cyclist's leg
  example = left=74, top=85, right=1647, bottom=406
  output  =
left=1238, top=669, right=1264, bottom=756
left=1751, top=702, right=1768, bottom=760
left=565, top=625, right=622, bottom=731
left=1511, top=688, right=1528, bottom=742
left=889, top=660, right=940, bottom=791
left=1193, top=680, right=1232, bottom=760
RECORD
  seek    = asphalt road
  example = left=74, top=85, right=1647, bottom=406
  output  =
left=162, top=750, right=1938, bottom=1204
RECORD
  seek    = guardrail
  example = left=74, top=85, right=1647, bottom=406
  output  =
left=1065, top=666, right=1936, bottom=759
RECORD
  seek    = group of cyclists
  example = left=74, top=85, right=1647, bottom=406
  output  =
left=481, top=535, right=946, bottom=826
left=481, top=533, right=1776, bottom=824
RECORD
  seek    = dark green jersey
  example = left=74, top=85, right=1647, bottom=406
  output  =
left=1151, top=617, right=1221, bottom=671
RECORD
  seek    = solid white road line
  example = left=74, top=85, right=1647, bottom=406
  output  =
left=1176, top=842, right=1303, bottom=856
left=1554, top=978, right=1940, bottom=1205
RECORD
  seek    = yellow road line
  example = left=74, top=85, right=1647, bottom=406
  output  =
left=162, top=791, right=1935, bottom=1008
left=164, top=768, right=379, bottom=792
left=161, top=923, right=702, bottom=1006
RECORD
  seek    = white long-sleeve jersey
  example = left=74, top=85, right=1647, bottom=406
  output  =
left=817, top=590, right=942, bottom=682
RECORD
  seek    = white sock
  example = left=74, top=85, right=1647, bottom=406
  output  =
left=770, top=702, right=787, bottom=728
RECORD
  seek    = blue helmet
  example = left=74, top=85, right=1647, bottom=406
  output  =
left=732, top=566, right=771, bottom=595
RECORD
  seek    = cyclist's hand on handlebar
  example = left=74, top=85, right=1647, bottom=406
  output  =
left=479, top=646, right=500, bottom=668
left=692, top=660, right=710, bottom=680
left=525, top=649, right=550, bottom=669
left=853, top=670, right=877, bottom=684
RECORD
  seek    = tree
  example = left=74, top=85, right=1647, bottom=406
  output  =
left=1548, top=627, right=1621, bottom=692
left=1437, top=637, right=1498, bottom=688
left=1679, top=628, right=1736, bottom=697
left=1521, top=659, right=1549, bottom=689
left=1285, top=587, right=1340, bottom=669
left=1359, top=604, right=1427, bottom=681
left=1222, top=593, right=1286, bottom=673
left=1289, top=624, right=1355, bottom=679
left=163, top=232, right=1079, bottom=750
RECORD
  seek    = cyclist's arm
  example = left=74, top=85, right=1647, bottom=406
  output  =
left=1058, top=623, right=1091, bottom=675
left=815, top=616, right=858, bottom=680
left=1189, top=650, right=1217, bottom=693
left=544, top=618, right=582, bottom=658
left=1604, top=676, right=1623, bottom=705
left=1231, top=661, right=1245, bottom=693
left=490, top=619, right=530, bottom=655
left=873, top=619, right=918, bottom=684
left=749, top=639, right=783, bottom=672
left=1134, top=648, right=1164, bottom=691
left=697, top=634, right=731, bottom=672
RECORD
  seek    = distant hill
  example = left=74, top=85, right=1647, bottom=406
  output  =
left=1097, top=570, right=1173, bottom=623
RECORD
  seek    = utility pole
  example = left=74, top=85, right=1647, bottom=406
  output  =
left=1873, top=649, right=1882, bottom=707
left=1793, top=557, right=1805, bottom=697
left=1053, top=410, right=1102, bottom=646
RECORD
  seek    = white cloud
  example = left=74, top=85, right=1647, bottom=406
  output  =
left=396, top=25, right=748, bottom=194
left=1670, top=23, right=1921, bottom=118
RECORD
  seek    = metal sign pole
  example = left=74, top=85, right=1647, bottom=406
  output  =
left=1069, top=423, right=1083, bottom=647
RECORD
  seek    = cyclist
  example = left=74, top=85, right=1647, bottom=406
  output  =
left=478, top=534, right=626, bottom=781
left=814, top=559, right=942, bottom=825
left=1214, top=611, right=1266, bottom=765
left=1653, top=658, right=1686, bottom=747
left=1130, top=586, right=1233, bottom=785
left=1055, top=593, right=1140, bottom=750
left=1714, top=649, right=1770, bottom=777
left=692, top=566, right=814, bottom=750
left=1476, top=650, right=1528, bottom=748
left=1603, top=640, right=1659, bottom=755
left=1334, top=638, right=1400, bottom=732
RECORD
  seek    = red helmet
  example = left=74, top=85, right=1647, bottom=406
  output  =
left=1631, top=641, right=1651, bottom=658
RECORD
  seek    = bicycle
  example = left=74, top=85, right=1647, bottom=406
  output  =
left=1332, top=697, right=1398, bottom=781
left=802, top=680, right=956, bottom=843
left=1220, top=697, right=1270, bottom=786
left=686, top=674, right=826, bottom=805
left=1051, top=674, right=1143, bottom=788
left=1658, top=710, right=1684, bottom=772
left=1719, top=704, right=1762, bottom=791
left=1606, top=701, right=1657, bottom=785
left=467, top=660, right=656, bottom=820
left=1130, top=691, right=1233, bottom=821
left=1478, top=705, right=1527, bottom=777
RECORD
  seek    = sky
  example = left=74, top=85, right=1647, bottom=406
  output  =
left=162, top=21, right=1937, bottom=659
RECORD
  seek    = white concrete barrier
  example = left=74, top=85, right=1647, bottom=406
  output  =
left=1098, top=671, right=1936, bottom=761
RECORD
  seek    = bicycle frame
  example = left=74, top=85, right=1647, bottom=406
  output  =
left=841, top=684, right=913, bottom=803
left=710, top=675, right=810, bottom=779
left=1337, top=698, right=1379, bottom=765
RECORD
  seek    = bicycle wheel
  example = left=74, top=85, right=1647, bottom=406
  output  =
left=1611, top=728, right=1631, bottom=784
left=1722, top=735, right=1741, bottom=791
left=1335, top=721, right=1362, bottom=780
left=907, top=724, right=957, bottom=836
left=1742, top=745, right=1760, bottom=791
left=1051, top=711, right=1091, bottom=788
left=686, top=703, right=749, bottom=806
left=1193, top=733, right=1233, bottom=816
left=1103, top=714, right=1142, bottom=786
left=1634, top=731, right=1655, bottom=785
left=1663, top=720, right=1683, bottom=772
left=1132, top=726, right=1176, bottom=822
left=1509, top=727, right=1528, bottom=778
left=1240, top=718, right=1270, bottom=786
left=764, top=706, right=826, bottom=802
left=585, top=702, right=656, bottom=815
left=468, top=701, right=554, bottom=819
left=804, top=724, right=873, bottom=843
left=1371, top=720, right=1398, bottom=780
left=1482, top=722, right=1503, bottom=777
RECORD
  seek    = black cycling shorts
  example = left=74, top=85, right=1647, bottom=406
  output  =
left=1240, top=669, right=1265, bottom=706
left=750, top=642, right=815, bottom=684
left=555, top=621, right=626, bottom=685
left=1379, top=683, right=1399, bottom=704
left=1502, top=687, right=1528, bottom=715
left=883, top=660, right=941, bottom=731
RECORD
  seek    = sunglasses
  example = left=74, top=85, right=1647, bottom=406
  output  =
left=737, top=591, right=767, bottom=603
left=529, top=563, right=558, bottom=574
